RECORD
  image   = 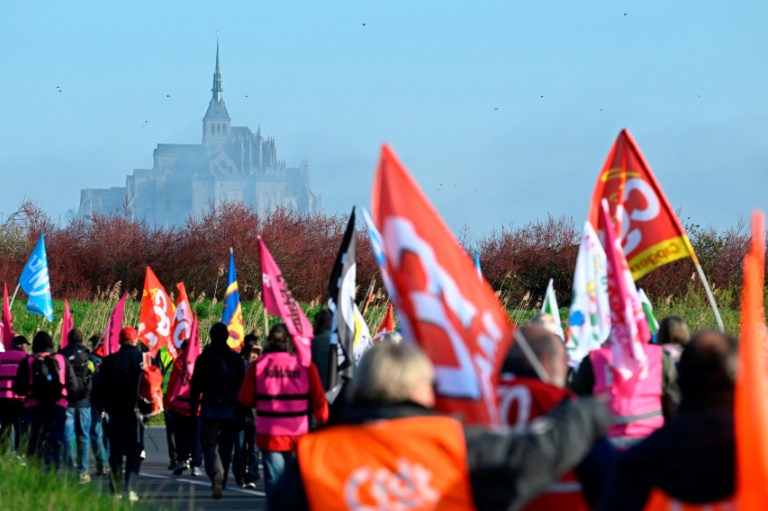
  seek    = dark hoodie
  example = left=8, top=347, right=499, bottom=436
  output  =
left=13, top=332, right=80, bottom=405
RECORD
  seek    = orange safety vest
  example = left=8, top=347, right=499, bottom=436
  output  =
left=643, top=489, right=736, bottom=511
left=297, top=415, right=476, bottom=511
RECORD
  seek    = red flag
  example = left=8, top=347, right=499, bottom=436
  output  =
left=735, top=210, right=768, bottom=509
left=138, top=267, right=174, bottom=357
left=373, top=302, right=395, bottom=344
left=1, top=283, right=13, bottom=351
left=60, top=300, right=74, bottom=350
left=169, top=314, right=201, bottom=415
left=168, top=283, right=193, bottom=360
left=371, top=144, right=514, bottom=426
left=588, top=129, right=697, bottom=280
left=258, top=237, right=313, bottom=367
left=600, top=200, right=651, bottom=381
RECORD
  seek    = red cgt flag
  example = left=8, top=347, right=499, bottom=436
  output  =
left=735, top=211, right=768, bottom=509
left=372, top=144, right=514, bottom=426
left=138, top=267, right=174, bottom=358
left=588, top=129, right=697, bottom=280
left=168, top=283, right=193, bottom=360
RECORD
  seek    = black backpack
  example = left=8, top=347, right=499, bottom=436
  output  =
left=67, top=346, right=93, bottom=401
left=207, top=356, right=238, bottom=408
left=31, top=355, right=65, bottom=405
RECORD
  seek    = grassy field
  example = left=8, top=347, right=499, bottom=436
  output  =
left=6, top=284, right=746, bottom=348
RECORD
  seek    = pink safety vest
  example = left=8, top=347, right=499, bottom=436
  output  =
left=591, top=344, right=664, bottom=448
left=25, top=353, right=68, bottom=409
left=0, top=350, right=26, bottom=400
left=255, top=352, right=309, bottom=438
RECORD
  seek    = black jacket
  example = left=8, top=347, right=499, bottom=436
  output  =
left=12, top=352, right=80, bottom=406
left=91, top=344, right=144, bottom=417
left=310, top=329, right=332, bottom=392
left=189, top=338, right=245, bottom=418
left=272, top=399, right=610, bottom=511
left=61, top=343, right=93, bottom=408
left=598, top=406, right=734, bottom=510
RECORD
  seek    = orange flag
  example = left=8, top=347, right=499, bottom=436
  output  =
left=588, top=129, right=697, bottom=280
left=138, top=267, right=174, bottom=357
left=372, top=144, right=514, bottom=426
left=735, top=210, right=768, bottom=509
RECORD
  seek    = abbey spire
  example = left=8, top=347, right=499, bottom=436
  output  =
left=203, top=33, right=231, bottom=144
left=212, top=36, right=223, bottom=101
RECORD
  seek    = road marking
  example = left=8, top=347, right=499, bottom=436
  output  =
left=141, top=473, right=266, bottom=497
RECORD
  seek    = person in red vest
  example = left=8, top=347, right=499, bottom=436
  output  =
left=499, top=325, right=590, bottom=511
left=272, top=340, right=610, bottom=511
left=13, top=331, right=80, bottom=470
left=238, top=323, right=328, bottom=505
left=598, top=331, right=737, bottom=511
left=0, top=335, right=29, bottom=453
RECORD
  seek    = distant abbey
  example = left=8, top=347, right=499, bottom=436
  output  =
left=78, top=39, right=320, bottom=225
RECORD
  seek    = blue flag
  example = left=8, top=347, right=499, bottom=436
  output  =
left=19, top=235, right=54, bottom=322
left=474, top=250, right=482, bottom=278
left=221, top=250, right=244, bottom=350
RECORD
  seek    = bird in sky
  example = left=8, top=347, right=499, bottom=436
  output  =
left=540, top=95, right=544, bottom=98
left=362, top=23, right=366, bottom=26
left=494, top=107, right=499, bottom=111
left=56, top=86, right=60, bottom=89
left=58, top=89, right=62, bottom=93
left=245, top=95, right=249, bottom=98
left=624, top=12, right=628, bottom=16
left=696, top=95, right=701, bottom=98
left=166, top=94, right=171, bottom=98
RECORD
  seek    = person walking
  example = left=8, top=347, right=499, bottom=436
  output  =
left=233, top=335, right=261, bottom=488
left=87, top=334, right=109, bottom=477
left=0, top=335, right=29, bottom=454
left=61, top=328, right=95, bottom=483
left=157, top=345, right=179, bottom=471
left=310, top=310, right=333, bottom=392
left=91, top=327, right=146, bottom=502
left=238, top=323, right=329, bottom=505
left=13, top=331, right=79, bottom=470
left=189, top=322, right=246, bottom=500
left=166, top=340, right=203, bottom=477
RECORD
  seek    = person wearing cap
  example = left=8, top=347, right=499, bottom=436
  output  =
left=12, top=331, right=80, bottom=470
left=91, top=327, right=145, bottom=502
left=87, top=334, right=109, bottom=477
left=0, top=335, right=29, bottom=454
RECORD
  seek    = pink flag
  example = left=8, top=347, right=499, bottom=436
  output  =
left=169, top=314, right=201, bottom=415
left=60, top=300, right=74, bottom=350
left=104, top=293, right=127, bottom=356
left=1, top=283, right=13, bottom=350
left=600, top=200, right=650, bottom=381
left=258, top=237, right=312, bottom=367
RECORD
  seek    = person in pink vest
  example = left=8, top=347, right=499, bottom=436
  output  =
left=12, top=331, right=79, bottom=470
left=570, top=339, right=679, bottom=449
left=0, top=335, right=29, bottom=453
left=238, top=323, right=329, bottom=505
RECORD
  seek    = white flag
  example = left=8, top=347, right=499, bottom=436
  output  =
left=566, top=222, right=611, bottom=367
left=541, top=278, right=566, bottom=341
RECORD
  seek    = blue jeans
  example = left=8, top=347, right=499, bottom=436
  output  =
left=22, top=405, right=67, bottom=470
left=65, top=407, right=91, bottom=474
left=90, top=409, right=109, bottom=471
left=263, top=450, right=292, bottom=504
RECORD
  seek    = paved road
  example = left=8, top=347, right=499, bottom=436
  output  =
left=94, top=426, right=268, bottom=510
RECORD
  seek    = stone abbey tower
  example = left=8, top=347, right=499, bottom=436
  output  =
left=78, top=39, right=320, bottom=225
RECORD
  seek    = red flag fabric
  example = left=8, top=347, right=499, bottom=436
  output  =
left=373, top=302, right=395, bottom=344
left=735, top=210, right=768, bottom=509
left=98, top=293, right=127, bottom=357
left=138, top=267, right=174, bottom=357
left=588, top=129, right=697, bottom=280
left=258, top=237, right=313, bottom=367
left=371, top=144, right=514, bottom=426
left=169, top=314, right=201, bottom=415
left=1, top=283, right=13, bottom=351
left=600, top=200, right=651, bottom=382
left=168, top=283, right=193, bottom=360
left=60, top=299, right=74, bottom=350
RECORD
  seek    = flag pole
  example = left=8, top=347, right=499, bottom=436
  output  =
left=513, top=329, right=551, bottom=383
left=9, top=283, right=20, bottom=309
left=263, top=306, right=269, bottom=336
left=694, top=263, right=725, bottom=332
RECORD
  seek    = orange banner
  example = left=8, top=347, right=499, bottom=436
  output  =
left=138, top=267, right=174, bottom=357
left=588, top=130, right=697, bottom=280
left=371, top=145, right=514, bottom=426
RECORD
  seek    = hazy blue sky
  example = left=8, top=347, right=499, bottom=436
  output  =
left=1, top=1, right=766, bottom=240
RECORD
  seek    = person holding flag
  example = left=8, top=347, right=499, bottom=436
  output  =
left=222, top=249, right=245, bottom=351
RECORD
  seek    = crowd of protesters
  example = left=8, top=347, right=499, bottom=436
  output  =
left=0, top=309, right=740, bottom=510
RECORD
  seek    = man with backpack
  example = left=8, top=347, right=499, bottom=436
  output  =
left=91, top=327, right=148, bottom=502
left=189, top=322, right=246, bottom=500
left=0, top=335, right=29, bottom=454
left=61, top=328, right=95, bottom=483
left=13, top=331, right=80, bottom=470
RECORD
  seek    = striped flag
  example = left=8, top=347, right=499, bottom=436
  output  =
left=222, top=250, right=244, bottom=351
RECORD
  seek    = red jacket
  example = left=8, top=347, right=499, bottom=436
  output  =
left=239, top=360, right=328, bottom=451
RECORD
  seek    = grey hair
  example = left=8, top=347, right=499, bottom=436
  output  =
left=350, top=342, right=434, bottom=405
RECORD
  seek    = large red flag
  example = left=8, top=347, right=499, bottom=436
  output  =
left=588, top=129, right=697, bottom=280
left=258, top=237, right=313, bottom=367
left=138, top=267, right=174, bottom=357
left=60, top=300, right=74, bottom=350
left=371, top=144, right=514, bottom=426
left=1, top=283, right=13, bottom=350
left=735, top=210, right=768, bottom=509
left=168, top=283, right=193, bottom=360
left=169, top=314, right=201, bottom=416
